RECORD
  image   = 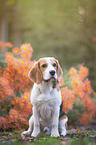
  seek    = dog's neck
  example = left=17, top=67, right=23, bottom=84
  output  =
left=38, top=79, right=59, bottom=94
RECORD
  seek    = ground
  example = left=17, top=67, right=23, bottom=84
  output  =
left=0, top=125, right=96, bottom=145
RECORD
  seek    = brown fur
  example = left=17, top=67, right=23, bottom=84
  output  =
left=28, top=61, right=42, bottom=84
left=60, top=115, right=67, bottom=120
left=39, top=59, right=48, bottom=73
left=60, top=115, right=67, bottom=129
left=56, top=59, right=63, bottom=80
left=52, top=80, right=60, bottom=91
left=65, top=122, right=67, bottom=129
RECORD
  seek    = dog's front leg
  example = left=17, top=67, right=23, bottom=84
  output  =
left=31, top=106, right=40, bottom=137
left=51, top=106, right=60, bottom=137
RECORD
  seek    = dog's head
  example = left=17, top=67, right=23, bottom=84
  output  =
left=28, top=57, right=63, bottom=84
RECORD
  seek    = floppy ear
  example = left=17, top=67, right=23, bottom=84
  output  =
left=28, top=61, right=42, bottom=84
left=56, top=59, right=63, bottom=80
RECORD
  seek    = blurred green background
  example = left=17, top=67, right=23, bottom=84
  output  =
left=0, top=0, right=96, bottom=90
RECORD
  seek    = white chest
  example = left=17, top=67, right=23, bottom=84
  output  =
left=32, top=89, right=61, bottom=105
left=35, top=91, right=61, bottom=120
left=30, top=81, right=62, bottom=120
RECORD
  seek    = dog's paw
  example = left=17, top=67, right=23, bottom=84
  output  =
left=61, top=130, right=66, bottom=136
left=31, top=130, right=40, bottom=137
left=60, top=128, right=67, bottom=136
left=51, top=130, right=60, bottom=137
left=21, top=130, right=31, bottom=136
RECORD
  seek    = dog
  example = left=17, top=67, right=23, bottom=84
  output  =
left=22, top=57, right=68, bottom=137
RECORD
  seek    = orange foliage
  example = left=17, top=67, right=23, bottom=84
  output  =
left=0, top=42, right=96, bottom=131
left=0, top=42, right=13, bottom=50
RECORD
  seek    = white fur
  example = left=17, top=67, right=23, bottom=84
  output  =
left=43, top=58, right=57, bottom=80
left=59, top=117, right=68, bottom=136
left=22, top=57, right=68, bottom=137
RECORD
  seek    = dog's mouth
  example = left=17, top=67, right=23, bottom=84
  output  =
left=44, top=77, right=56, bottom=82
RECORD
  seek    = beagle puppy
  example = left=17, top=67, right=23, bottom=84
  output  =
left=22, top=57, right=68, bottom=137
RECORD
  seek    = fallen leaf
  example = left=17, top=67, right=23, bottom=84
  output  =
left=9, top=133, right=13, bottom=136
left=76, top=143, right=86, bottom=145
left=61, top=137, right=70, bottom=140
left=14, top=131, right=18, bottom=134
left=21, top=134, right=26, bottom=140
left=61, top=140, right=71, bottom=145
left=27, top=137, right=34, bottom=141
left=11, top=139, right=17, bottom=142
left=2, top=136, right=8, bottom=139
left=89, top=135, right=96, bottom=138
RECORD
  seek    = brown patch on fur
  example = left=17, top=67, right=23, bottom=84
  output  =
left=60, top=115, right=67, bottom=129
left=60, top=115, right=67, bottom=121
left=28, top=61, right=43, bottom=84
left=28, top=58, right=49, bottom=84
left=39, top=59, right=48, bottom=73
left=55, top=59, right=63, bottom=80
left=65, top=122, right=67, bottom=129
left=52, top=80, right=60, bottom=91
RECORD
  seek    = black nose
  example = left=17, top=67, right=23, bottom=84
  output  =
left=50, top=70, right=55, bottom=76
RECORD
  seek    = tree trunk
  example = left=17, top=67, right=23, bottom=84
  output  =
left=0, top=16, right=8, bottom=65
left=1, top=16, right=8, bottom=43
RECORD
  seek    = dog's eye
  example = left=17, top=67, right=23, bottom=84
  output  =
left=42, top=64, right=47, bottom=68
left=53, top=63, right=56, bottom=67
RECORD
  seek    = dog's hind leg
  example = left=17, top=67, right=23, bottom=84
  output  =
left=59, top=115, right=68, bottom=136
left=21, top=115, right=34, bottom=136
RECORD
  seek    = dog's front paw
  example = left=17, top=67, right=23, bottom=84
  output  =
left=51, top=130, right=60, bottom=137
left=31, top=129, right=40, bottom=137
left=21, top=130, right=31, bottom=136
left=61, top=129, right=66, bottom=136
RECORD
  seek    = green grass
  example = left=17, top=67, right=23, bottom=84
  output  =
left=0, top=128, right=96, bottom=145
left=70, top=138, right=96, bottom=145
left=0, top=142, right=24, bottom=145
left=32, top=137, right=61, bottom=145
